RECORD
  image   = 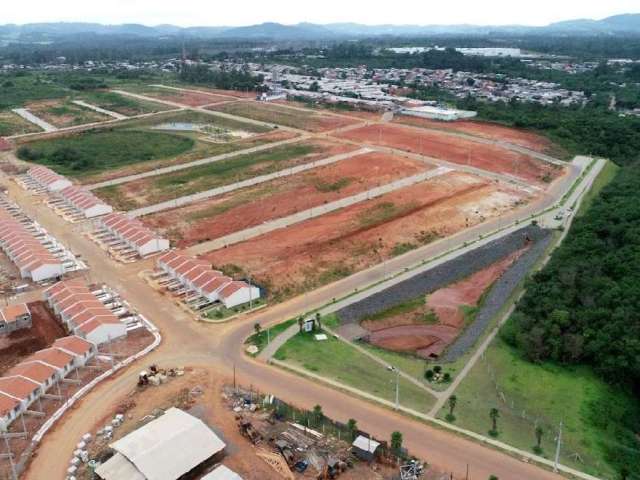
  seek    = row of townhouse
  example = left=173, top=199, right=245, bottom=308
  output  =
left=25, top=166, right=72, bottom=192
left=0, top=335, right=96, bottom=431
left=97, top=212, right=169, bottom=258
left=157, top=251, right=260, bottom=309
left=0, top=209, right=64, bottom=282
left=44, top=280, right=127, bottom=345
left=55, top=185, right=113, bottom=219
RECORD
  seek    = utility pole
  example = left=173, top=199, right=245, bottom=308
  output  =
left=553, top=420, right=563, bottom=472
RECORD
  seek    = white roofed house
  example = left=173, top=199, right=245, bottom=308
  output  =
left=218, top=281, right=260, bottom=309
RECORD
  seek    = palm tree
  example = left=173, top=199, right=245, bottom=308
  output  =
left=297, top=316, right=303, bottom=333
left=489, top=408, right=500, bottom=434
left=315, top=312, right=322, bottom=330
left=254, top=322, right=262, bottom=336
left=448, top=395, right=457, bottom=417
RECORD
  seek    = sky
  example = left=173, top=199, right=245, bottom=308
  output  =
left=2, top=0, right=639, bottom=27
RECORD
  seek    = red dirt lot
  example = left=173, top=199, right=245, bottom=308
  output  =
left=148, top=90, right=231, bottom=107
left=143, top=152, right=431, bottom=248
left=0, top=301, right=65, bottom=373
left=336, top=123, right=561, bottom=185
left=395, top=116, right=554, bottom=153
left=202, top=171, right=530, bottom=300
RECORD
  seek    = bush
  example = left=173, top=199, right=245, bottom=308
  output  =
left=425, top=369, right=434, bottom=381
left=445, top=413, right=456, bottom=422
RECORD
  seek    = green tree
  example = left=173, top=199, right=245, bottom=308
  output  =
left=347, top=418, right=358, bottom=440
left=534, top=425, right=544, bottom=453
left=297, top=316, right=303, bottom=333
left=315, top=312, right=322, bottom=330
left=253, top=322, right=262, bottom=336
left=489, top=408, right=500, bottom=436
left=312, top=405, right=323, bottom=426
left=390, top=431, right=403, bottom=452
left=446, top=395, right=457, bottom=422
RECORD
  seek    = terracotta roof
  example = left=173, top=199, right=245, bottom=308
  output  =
left=0, top=376, right=40, bottom=401
left=8, top=361, right=57, bottom=385
left=31, top=348, right=74, bottom=369
left=0, top=304, right=30, bottom=323
left=219, top=281, right=249, bottom=299
left=0, top=393, right=20, bottom=418
left=53, top=336, right=95, bottom=356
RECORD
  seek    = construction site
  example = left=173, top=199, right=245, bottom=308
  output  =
left=0, top=79, right=601, bottom=480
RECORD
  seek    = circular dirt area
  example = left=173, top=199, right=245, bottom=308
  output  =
left=368, top=324, right=458, bottom=358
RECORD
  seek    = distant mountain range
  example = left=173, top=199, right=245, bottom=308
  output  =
left=1, top=14, right=639, bottom=41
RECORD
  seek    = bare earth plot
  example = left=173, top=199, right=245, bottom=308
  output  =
left=393, top=116, right=556, bottom=154
left=335, top=123, right=563, bottom=184
left=142, top=152, right=431, bottom=247
left=95, top=140, right=355, bottom=211
left=202, top=172, right=532, bottom=300
left=129, top=86, right=232, bottom=107
left=208, top=101, right=360, bottom=132
left=24, top=99, right=111, bottom=128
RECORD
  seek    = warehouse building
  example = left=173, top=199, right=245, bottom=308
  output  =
left=400, top=105, right=477, bottom=121
left=96, top=407, right=226, bottom=480
left=97, top=212, right=169, bottom=258
left=56, top=185, right=113, bottom=219
left=25, top=166, right=72, bottom=192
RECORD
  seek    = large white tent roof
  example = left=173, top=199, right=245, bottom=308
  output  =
left=96, top=407, right=225, bottom=480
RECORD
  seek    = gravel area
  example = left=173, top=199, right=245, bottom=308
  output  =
left=336, top=225, right=550, bottom=328
left=440, top=229, right=552, bottom=362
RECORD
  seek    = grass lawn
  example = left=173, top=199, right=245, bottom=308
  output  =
left=0, top=74, right=68, bottom=110
left=26, top=99, right=110, bottom=128
left=576, top=160, right=619, bottom=217
left=244, top=318, right=296, bottom=355
left=77, top=90, right=171, bottom=116
left=0, top=111, right=41, bottom=136
left=17, top=129, right=195, bottom=178
left=440, top=338, right=637, bottom=479
left=211, top=101, right=332, bottom=131
left=274, top=329, right=437, bottom=413
left=97, top=142, right=320, bottom=209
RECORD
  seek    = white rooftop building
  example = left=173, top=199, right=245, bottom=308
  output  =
left=96, top=408, right=226, bottom=480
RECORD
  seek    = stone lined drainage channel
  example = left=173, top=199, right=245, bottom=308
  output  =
left=187, top=166, right=452, bottom=255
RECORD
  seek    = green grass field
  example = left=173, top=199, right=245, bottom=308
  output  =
left=576, top=160, right=619, bottom=217
left=0, top=74, right=68, bottom=110
left=440, top=338, right=638, bottom=479
left=245, top=318, right=297, bottom=355
left=96, top=142, right=319, bottom=209
left=274, top=329, right=437, bottom=413
left=17, top=129, right=195, bottom=177
left=0, top=111, right=41, bottom=136
left=15, top=110, right=279, bottom=181
left=77, top=90, right=171, bottom=116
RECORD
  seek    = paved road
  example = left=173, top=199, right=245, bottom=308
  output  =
left=85, top=135, right=309, bottom=190
left=128, top=147, right=371, bottom=217
left=187, top=166, right=451, bottom=254
left=72, top=100, right=127, bottom=120
left=11, top=108, right=57, bottom=132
